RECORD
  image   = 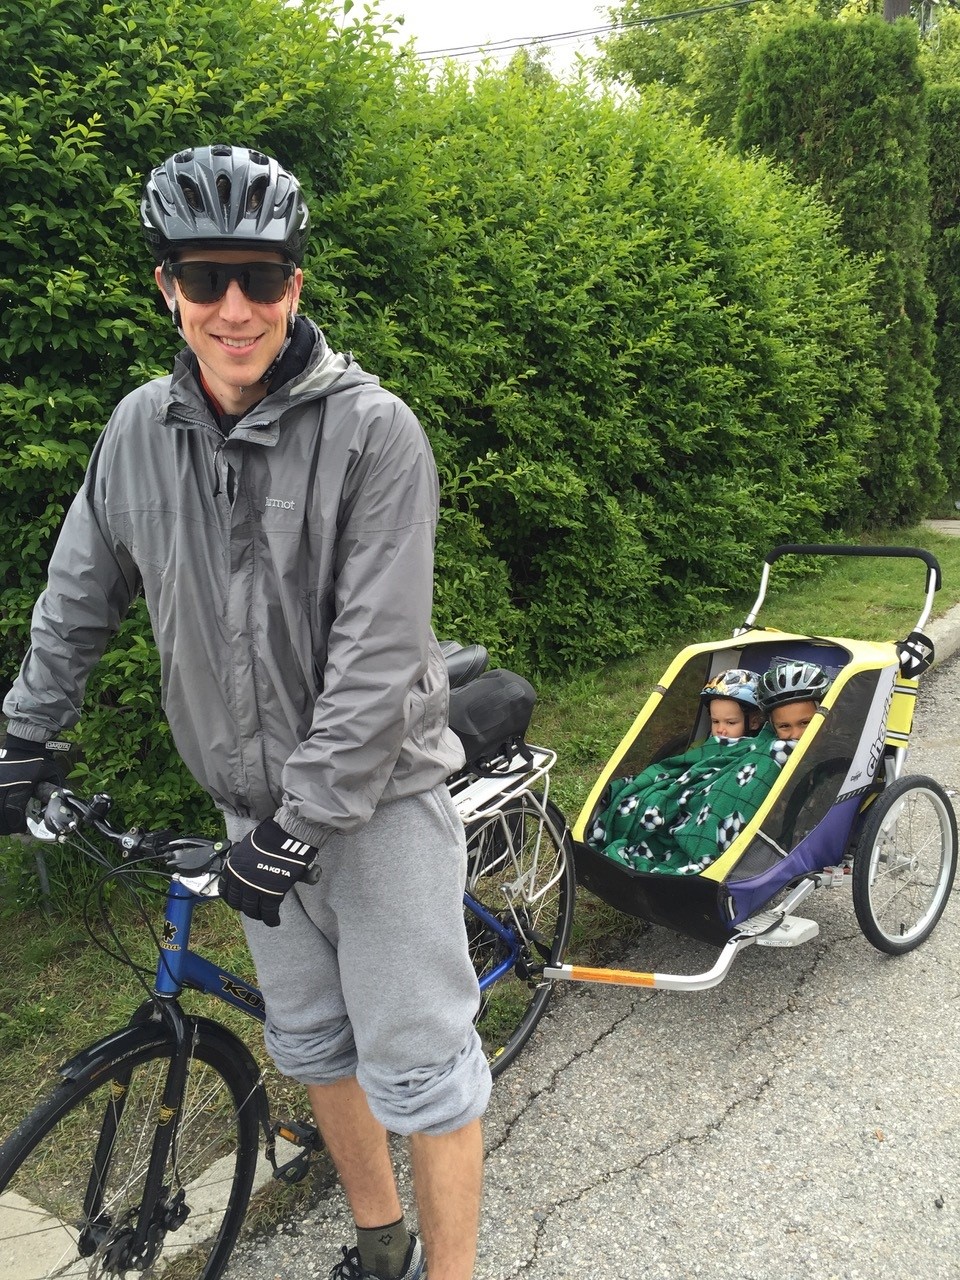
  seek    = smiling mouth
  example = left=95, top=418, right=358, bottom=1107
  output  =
left=216, top=335, right=260, bottom=349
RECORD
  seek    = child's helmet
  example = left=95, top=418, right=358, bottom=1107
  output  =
left=140, top=144, right=311, bottom=264
left=700, top=669, right=760, bottom=710
left=756, top=661, right=831, bottom=712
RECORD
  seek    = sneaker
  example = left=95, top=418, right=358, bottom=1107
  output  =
left=328, top=1234, right=425, bottom=1280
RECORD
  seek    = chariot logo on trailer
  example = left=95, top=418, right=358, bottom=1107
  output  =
left=836, top=662, right=897, bottom=801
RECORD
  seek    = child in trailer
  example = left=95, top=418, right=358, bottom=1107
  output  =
left=701, top=668, right=764, bottom=741
left=588, top=662, right=832, bottom=876
left=756, top=659, right=833, bottom=742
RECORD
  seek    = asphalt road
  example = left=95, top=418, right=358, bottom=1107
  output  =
left=226, top=623, right=960, bottom=1280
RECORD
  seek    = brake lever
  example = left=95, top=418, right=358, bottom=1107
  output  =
left=26, top=790, right=80, bottom=842
left=166, top=837, right=229, bottom=873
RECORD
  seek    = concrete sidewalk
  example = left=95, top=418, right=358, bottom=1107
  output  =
left=921, top=519, right=960, bottom=538
left=921, top=520, right=960, bottom=667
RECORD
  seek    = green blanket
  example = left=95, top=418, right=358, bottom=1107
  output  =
left=588, top=724, right=796, bottom=876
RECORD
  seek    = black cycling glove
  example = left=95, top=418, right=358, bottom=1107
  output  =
left=0, top=733, right=70, bottom=836
left=219, top=817, right=319, bottom=927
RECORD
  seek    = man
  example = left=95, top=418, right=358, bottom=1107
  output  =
left=0, top=144, right=490, bottom=1280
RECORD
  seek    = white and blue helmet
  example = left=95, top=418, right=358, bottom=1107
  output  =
left=700, top=669, right=761, bottom=711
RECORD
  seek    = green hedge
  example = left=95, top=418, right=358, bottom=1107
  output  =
left=928, top=83, right=960, bottom=497
left=2, top=0, right=884, bottom=839
left=310, top=65, right=884, bottom=672
left=735, top=15, right=943, bottom=524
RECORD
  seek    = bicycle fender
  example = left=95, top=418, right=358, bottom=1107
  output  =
left=57, top=1015, right=269, bottom=1135
left=57, top=1023, right=174, bottom=1084
left=188, top=1016, right=273, bottom=1139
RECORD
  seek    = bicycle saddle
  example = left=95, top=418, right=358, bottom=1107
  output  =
left=439, top=640, right=489, bottom=688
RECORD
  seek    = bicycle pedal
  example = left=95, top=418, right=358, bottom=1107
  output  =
left=272, top=1117, right=321, bottom=1149
left=270, top=1118, right=322, bottom=1184
left=273, top=1150, right=312, bottom=1184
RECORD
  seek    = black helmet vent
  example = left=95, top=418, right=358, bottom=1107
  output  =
left=246, top=175, right=268, bottom=215
left=178, top=176, right=203, bottom=212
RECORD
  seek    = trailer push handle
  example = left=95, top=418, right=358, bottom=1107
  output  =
left=740, top=543, right=941, bottom=635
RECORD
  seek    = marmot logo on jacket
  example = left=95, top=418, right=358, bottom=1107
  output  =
left=265, top=497, right=296, bottom=510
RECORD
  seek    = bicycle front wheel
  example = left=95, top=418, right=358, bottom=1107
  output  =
left=465, top=795, right=575, bottom=1077
left=0, top=1019, right=261, bottom=1279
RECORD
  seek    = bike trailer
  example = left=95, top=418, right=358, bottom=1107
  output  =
left=565, top=545, right=952, bottom=962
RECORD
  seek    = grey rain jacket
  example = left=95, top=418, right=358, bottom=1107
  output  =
left=4, top=322, right=465, bottom=846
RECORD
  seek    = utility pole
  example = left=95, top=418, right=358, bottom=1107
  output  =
left=883, top=0, right=911, bottom=18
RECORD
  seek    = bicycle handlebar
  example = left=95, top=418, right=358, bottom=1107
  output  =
left=33, top=783, right=228, bottom=873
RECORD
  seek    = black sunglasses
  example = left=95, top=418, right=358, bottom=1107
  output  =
left=167, top=260, right=295, bottom=305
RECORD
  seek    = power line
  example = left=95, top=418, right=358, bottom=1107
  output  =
left=414, top=0, right=768, bottom=61
left=418, top=24, right=616, bottom=57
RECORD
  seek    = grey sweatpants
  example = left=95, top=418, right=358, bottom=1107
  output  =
left=227, top=785, right=492, bottom=1136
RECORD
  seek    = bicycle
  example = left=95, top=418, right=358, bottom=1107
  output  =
left=0, top=736, right=573, bottom=1278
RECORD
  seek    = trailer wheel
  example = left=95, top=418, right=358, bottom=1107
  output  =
left=852, top=775, right=957, bottom=954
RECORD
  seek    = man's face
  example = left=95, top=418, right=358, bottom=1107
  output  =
left=769, top=700, right=818, bottom=741
left=156, top=249, right=303, bottom=415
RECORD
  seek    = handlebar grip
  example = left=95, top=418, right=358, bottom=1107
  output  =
left=764, top=543, right=942, bottom=590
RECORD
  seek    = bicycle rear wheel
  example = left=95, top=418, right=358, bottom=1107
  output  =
left=0, top=1019, right=261, bottom=1279
left=464, top=795, right=575, bottom=1077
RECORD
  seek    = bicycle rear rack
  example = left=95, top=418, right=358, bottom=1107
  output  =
left=448, top=745, right=557, bottom=826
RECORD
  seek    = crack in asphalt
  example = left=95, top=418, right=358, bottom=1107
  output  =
left=501, top=1062, right=780, bottom=1279
left=484, top=989, right=645, bottom=1162
left=498, top=922, right=865, bottom=1279
left=730, top=922, right=861, bottom=1053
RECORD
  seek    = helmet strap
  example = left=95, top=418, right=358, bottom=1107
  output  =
left=158, top=268, right=181, bottom=330
left=262, top=335, right=292, bottom=386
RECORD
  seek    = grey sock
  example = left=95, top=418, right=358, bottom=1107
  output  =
left=356, top=1217, right=413, bottom=1279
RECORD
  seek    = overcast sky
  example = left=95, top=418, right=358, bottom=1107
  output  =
left=377, top=0, right=612, bottom=71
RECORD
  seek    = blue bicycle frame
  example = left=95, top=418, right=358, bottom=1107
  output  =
left=153, top=876, right=517, bottom=1013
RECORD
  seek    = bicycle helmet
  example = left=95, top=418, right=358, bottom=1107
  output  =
left=756, top=660, right=832, bottom=712
left=699, top=669, right=760, bottom=711
left=140, top=145, right=311, bottom=264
